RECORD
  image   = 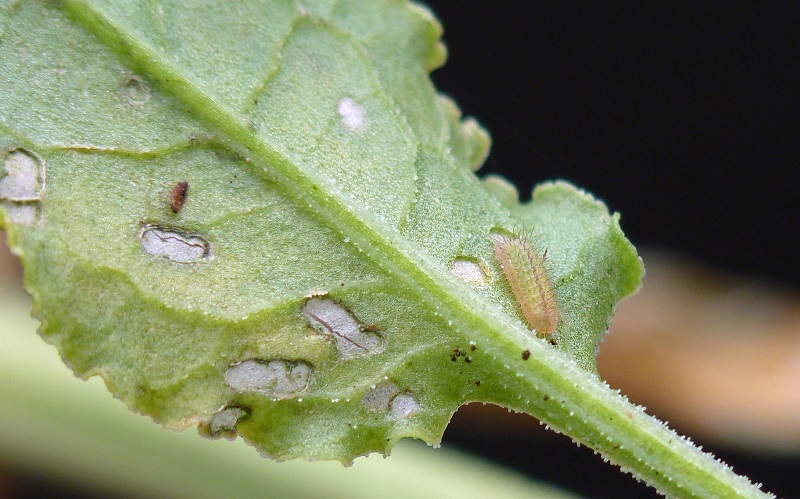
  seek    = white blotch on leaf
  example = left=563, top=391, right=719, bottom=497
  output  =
left=303, top=297, right=384, bottom=358
left=224, top=359, right=313, bottom=398
left=1, top=148, right=44, bottom=225
left=3, top=204, right=38, bottom=225
left=0, top=148, right=44, bottom=201
left=139, top=224, right=210, bottom=263
left=206, top=405, right=249, bottom=439
left=362, top=382, right=399, bottom=411
left=362, top=382, right=420, bottom=420
left=451, top=257, right=490, bottom=287
left=120, top=75, right=151, bottom=105
left=389, top=393, right=420, bottom=420
left=337, top=97, right=366, bottom=133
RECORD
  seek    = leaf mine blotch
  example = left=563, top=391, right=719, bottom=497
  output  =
left=138, top=224, right=210, bottom=263
left=201, top=404, right=250, bottom=439
left=0, top=148, right=44, bottom=202
left=3, top=204, right=38, bottom=225
left=224, top=359, right=313, bottom=399
left=362, top=382, right=420, bottom=420
left=362, top=381, right=399, bottom=412
left=337, top=97, right=366, bottom=133
left=389, top=393, right=420, bottom=420
left=303, top=297, right=384, bottom=358
left=1, top=148, right=44, bottom=225
left=451, top=257, right=490, bottom=287
left=120, top=75, right=151, bottom=105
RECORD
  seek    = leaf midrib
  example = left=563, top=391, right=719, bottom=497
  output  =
left=54, top=1, right=769, bottom=496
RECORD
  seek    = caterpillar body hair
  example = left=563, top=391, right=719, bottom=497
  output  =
left=492, top=233, right=559, bottom=334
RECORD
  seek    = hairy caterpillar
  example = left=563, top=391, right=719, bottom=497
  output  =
left=492, top=232, right=559, bottom=334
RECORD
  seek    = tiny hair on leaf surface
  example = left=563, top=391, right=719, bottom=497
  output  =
left=0, top=0, right=770, bottom=496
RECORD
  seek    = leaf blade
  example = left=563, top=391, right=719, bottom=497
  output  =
left=0, top=1, right=770, bottom=496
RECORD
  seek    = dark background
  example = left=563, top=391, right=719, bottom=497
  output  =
left=428, top=1, right=799, bottom=287
left=427, top=1, right=799, bottom=498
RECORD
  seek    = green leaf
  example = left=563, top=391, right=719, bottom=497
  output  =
left=0, top=288, right=576, bottom=499
left=0, top=1, right=769, bottom=496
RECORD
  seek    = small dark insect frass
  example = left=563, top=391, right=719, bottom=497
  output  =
left=170, top=181, right=189, bottom=213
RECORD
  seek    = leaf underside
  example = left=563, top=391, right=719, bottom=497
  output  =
left=0, top=0, right=642, bottom=464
